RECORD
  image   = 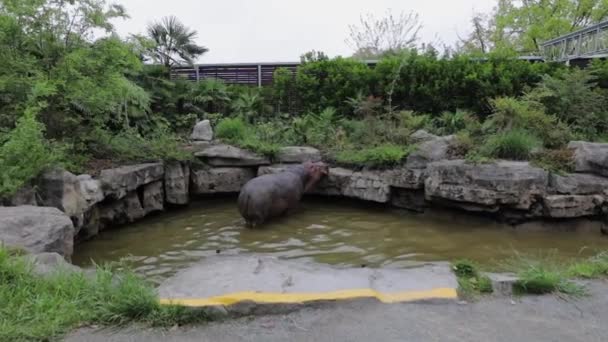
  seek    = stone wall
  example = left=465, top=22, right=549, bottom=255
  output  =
left=3, top=131, right=608, bottom=259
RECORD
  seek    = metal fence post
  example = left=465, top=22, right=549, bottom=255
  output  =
left=257, top=64, right=262, bottom=88
left=195, top=66, right=200, bottom=82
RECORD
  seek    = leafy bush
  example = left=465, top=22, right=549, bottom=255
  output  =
left=215, top=117, right=249, bottom=141
left=296, top=57, right=373, bottom=115
left=481, top=129, right=541, bottom=160
left=335, top=144, right=414, bottom=168
left=530, top=147, right=575, bottom=174
left=86, top=126, right=190, bottom=164
left=528, top=68, right=608, bottom=141
left=452, top=260, right=493, bottom=297
left=485, top=97, right=571, bottom=148
left=0, top=109, right=68, bottom=196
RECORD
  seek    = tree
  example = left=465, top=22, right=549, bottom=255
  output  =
left=460, top=0, right=608, bottom=54
left=145, top=16, right=208, bottom=67
left=346, top=9, right=422, bottom=58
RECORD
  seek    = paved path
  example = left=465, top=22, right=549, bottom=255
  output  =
left=66, top=280, right=608, bottom=342
left=158, top=256, right=458, bottom=310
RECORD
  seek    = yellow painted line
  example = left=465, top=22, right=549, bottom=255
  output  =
left=159, top=287, right=457, bottom=307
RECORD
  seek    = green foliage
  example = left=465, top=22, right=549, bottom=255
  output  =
left=215, top=117, right=248, bottom=141
left=296, top=57, right=373, bottom=115
left=485, top=97, right=572, bottom=148
left=0, top=109, right=68, bottom=196
left=452, top=260, right=493, bottom=298
left=567, top=252, right=608, bottom=279
left=86, top=126, right=190, bottom=163
left=528, top=68, right=608, bottom=140
left=0, top=247, right=208, bottom=341
left=530, top=147, right=575, bottom=174
left=481, top=129, right=541, bottom=160
left=335, top=144, right=413, bottom=168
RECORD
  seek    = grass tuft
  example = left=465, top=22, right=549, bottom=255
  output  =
left=0, top=247, right=208, bottom=341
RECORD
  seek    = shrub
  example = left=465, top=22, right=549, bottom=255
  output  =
left=529, top=68, right=608, bottom=140
left=481, top=129, right=541, bottom=160
left=215, top=117, right=248, bottom=141
left=335, top=144, right=413, bottom=168
left=452, top=260, right=493, bottom=297
left=0, top=109, right=69, bottom=196
left=486, top=97, right=572, bottom=148
left=530, top=147, right=575, bottom=174
left=86, top=126, right=190, bottom=164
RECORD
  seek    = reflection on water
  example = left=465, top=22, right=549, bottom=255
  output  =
left=72, top=197, right=608, bottom=284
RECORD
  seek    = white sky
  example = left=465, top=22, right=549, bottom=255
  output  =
left=112, top=0, right=497, bottom=63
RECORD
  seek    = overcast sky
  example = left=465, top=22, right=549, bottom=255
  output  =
left=113, top=0, right=497, bottom=63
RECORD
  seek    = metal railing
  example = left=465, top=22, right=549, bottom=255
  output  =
left=170, top=60, right=379, bottom=87
left=541, top=20, right=608, bottom=61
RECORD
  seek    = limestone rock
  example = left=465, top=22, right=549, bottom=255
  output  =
left=27, top=252, right=82, bottom=276
left=5, top=184, right=38, bottom=206
left=194, top=144, right=270, bottom=167
left=341, top=170, right=391, bottom=203
left=191, top=167, right=255, bottom=194
left=568, top=141, right=608, bottom=176
left=425, top=160, right=549, bottom=212
left=0, top=206, right=74, bottom=258
left=543, top=195, right=603, bottom=218
left=190, top=119, right=213, bottom=141
left=381, top=167, right=427, bottom=189
left=99, top=163, right=164, bottom=199
left=78, top=207, right=100, bottom=241
left=391, top=188, right=426, bottom=212
left=406, top=135, right=457, bottom=169
left=99, top=192, right=145, bottom=229
left=143, top=181, right=164, bottom=215
left=37, top=169, right=87, bottom=218
left=164, top=162, right=190, bottom=205
left=550, top=172, right=608, bottom=195
left=409, top=130, right=438, bottom=144
left=276, top=146, right=322, bottom=163
left=76, top=174, right=105, bottom=208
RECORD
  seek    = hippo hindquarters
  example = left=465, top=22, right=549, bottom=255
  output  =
left=237, top=190, right=267, bottom=227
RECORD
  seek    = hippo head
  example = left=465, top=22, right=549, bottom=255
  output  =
left=303, top=161, right=329, bottom=185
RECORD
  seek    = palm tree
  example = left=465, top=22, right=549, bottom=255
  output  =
left=146, top=16, right=208, bottom=68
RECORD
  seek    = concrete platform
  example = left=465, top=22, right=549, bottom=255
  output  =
left=158, top=256, right=458, bottom=314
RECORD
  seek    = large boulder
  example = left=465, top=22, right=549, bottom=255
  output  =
left=99, top=163, right=164, bottom=200
left=76, top=174, right=105, bottom=208
left=568, top=141, right=608, bottom=177
left=142, top=181, right=164, bottom=215
left=194, top=144, right=270, bottom=167
left=190, top=120, right=213, bottom=141
left=164, top=162, right=190, bottom=205
left=4, top=184, right=37, bottom=206
left=0, top=206, right=74, bottom=259
left=37, top=169, right=88, bottom=219
left=26, top=252, right=82, bottom=276
left=425, top=160, right=549, bottom=212
left=391, top=188, right=426, bottom=212
left=276, top=146, right=322, bottom=163
left=381, top=167, right=427, bottom=190
left=406, top=135, right=457, bottom=169
left=549, top=173, right=608, bottom=195
left=543, top=195, right=603, bottom=218
left=191, top=167, right=255, bottom=194
left=409, top=130, right=438, bottom=144
left=98, top=192, right=145, bottom=229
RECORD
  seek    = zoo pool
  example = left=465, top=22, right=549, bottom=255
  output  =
left=73, top=197, right=608, bottom=284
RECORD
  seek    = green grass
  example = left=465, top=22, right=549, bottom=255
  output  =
left=215, top=117, right=248, bottom=141
left=499, top=251, right=586, bottom=296
left=335, top=144, right=414, bottom=168
left=567, top=252, right=608, bottom=279
left=0, top=248, right=207, bottom=341
left=530, top=147, right=575, bottom=174
left=480, top=129, right=541, bottom=161
left=452, top=260, right=493, bottom=299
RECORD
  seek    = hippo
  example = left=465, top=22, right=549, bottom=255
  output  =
left=237, top=162, right=329, bottom=227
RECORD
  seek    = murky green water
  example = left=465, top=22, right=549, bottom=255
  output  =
left=73, top=198, right=608, bottom=284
